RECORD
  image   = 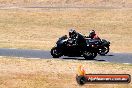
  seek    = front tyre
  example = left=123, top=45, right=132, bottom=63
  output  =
left=83, top=51, right=97, bottom=60
left=98, top=46, right=109, bottom=56
left=50, top=47, right=62, bottom=58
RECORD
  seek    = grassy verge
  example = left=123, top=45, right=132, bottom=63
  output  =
left=0, top=57, right=131, bottom=88
left=0, top=8, right=132, bottom=52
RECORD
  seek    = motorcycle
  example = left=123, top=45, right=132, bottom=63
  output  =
left=85, top=38, right=110, bottom=55
left=51, top=34, right=97, bottom=60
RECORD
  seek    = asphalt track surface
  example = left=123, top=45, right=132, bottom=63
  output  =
left=0, top=48, right=132, bottom=64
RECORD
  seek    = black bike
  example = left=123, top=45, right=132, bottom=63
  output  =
left=51, top=34, right=97, bottom=60
left=85, top=38, right=110, bottom=55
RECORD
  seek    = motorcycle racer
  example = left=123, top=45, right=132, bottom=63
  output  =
left=68, top=29, right=86, bottom=45
left=88, top=30, right=100, bottom=40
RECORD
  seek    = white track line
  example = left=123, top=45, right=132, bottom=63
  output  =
left=123, top=63, right=131, bottom=65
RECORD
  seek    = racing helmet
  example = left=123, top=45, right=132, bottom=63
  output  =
left=69, top=29, right=76, bottom=37
left=89, top=30, right=95, bottom=35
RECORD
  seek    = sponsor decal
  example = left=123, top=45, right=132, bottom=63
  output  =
left=76, top=65, right=131, bottom=85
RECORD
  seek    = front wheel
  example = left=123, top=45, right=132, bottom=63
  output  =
left=98, top=46, right=109, bottom=56
left=83, top=51, right=97, bottom=60
left=50, top=47, right=62, bottom=58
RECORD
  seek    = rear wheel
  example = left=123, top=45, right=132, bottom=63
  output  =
left=98, top=46, right=109, bottom=55
left=83, top=51, right=97, bottom=60
left=50, top=47, right=62, bottom=58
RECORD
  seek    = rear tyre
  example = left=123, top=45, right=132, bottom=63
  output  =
left=50, top=47, right=62, bottom=58
left=83, top=51, right=97, bottom=60
left=98, top=46, right=109, bottom=56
